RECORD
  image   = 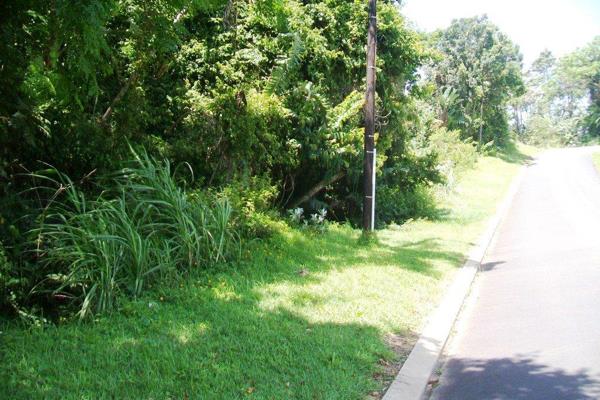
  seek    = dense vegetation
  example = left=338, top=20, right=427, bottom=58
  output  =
left=1, top=148, right=529, bottom=399
left=514, top=37, right=600, bottom=146
left=0, top=1, right=422, bottom=318
left=2, top=1, right=585, bottom=324
left=8, top=1, right=595, bottom=398
left=0, top=0, right=426, bottom=318
left=426, top=16, right=525, bottom=147
left=0, top=0, right=427, bottom=217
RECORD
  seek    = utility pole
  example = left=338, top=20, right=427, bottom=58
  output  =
left=363, top=0, right=377, bottom=232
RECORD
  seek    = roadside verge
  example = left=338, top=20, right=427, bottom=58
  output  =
left=381, top=165, right=526, bottom=400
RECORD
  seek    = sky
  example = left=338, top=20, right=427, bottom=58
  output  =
left=401, top=0, right=600, bottom=67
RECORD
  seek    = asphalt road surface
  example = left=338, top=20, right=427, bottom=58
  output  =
left=430, top=147, right=600, bottom=400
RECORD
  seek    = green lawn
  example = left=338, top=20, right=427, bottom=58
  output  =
left=0, top=146, right=534, bottom=400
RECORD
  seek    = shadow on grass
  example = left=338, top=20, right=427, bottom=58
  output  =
left=1, top=295, right=410, bottom=399
left=432, top=355, right=600, bottom=400
left=494, top=141, right=535, bottom=165
left=245, top=230, right=465, bottom=283
left=1, top=226, right=465, bottom=399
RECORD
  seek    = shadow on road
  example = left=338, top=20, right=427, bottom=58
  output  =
left=433, top=355, right=600, bottom=400
left=479, top=260, right=505, bottom=271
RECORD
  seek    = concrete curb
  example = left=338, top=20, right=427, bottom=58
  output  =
left=382, top=167, right=526, bottom=400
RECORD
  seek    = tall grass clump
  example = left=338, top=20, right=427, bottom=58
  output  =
left=30, top=148, right=238, bottom=319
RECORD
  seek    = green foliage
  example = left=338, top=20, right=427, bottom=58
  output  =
left=376, top=124, right=478, bottom=226
left=427, top=15, right=524, bottom=146
left=0, top=243, right=14, bottom=308
left=0, top=0, right=484, bottom=319
left=564, top=37, right=600, bottom=137
left=1, top=0, right=428, bottom=225
left=0, top=143, right=524, bottom=400
left=522, top=114, right=580, bottom=147
left=30, top=149, right=238, bottom=318
left=517, top=37, right=600, bottom=146
left=428, top=127, right=478, bottom=185
left=217, top=175, right=281, bottom=238
left=0, top=201, right=35, bottom=317
left=376, top=185, right=437, bottom=226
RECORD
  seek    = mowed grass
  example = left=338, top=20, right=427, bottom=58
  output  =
left=0, top=146, right=533, bottom=400
left=593, top=152, right=600, bottom=172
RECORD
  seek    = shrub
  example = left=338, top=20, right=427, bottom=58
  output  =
left=376, top=185, right=438, bottom=226
left=428, top=127, right=478, bottom=187
left=375, top=126, right=477, bottom=226
left=0, top=242, right=12, bottom=307
left=217, top=175, right=280, bottom=239
left=30, top=148, right=239, bottom=319
left=522, top=114, right=580, bottom=147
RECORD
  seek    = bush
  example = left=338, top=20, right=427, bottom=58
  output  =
left=428, top=127, right=478, bottom=187
left=376, top=185, right=438, bottom=226
left=29, top=148, right=239, bottom=319
left=0, top=240, right=35, bottom=322
left=217, top=175, right=280, bottom=239
left=375, top=126, right=477, bottom=227
left=522, top=114, right=580, bottom=147
left=0, top=239, right=32, bottom=318
left=0, top=242, right=12, bottom=307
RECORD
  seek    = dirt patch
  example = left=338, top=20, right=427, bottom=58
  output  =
left=369, top=331, right=420, bottom=399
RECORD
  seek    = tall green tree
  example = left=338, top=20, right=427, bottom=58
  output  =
left=526, top=49, right=556, bottom=114
left=0, top=0, right=429, bottom=226
left=518, top=37, right=600, bottom=146
left=562, top=36, right=600, bottom=137
left=427, top=15, right=524, bottom=146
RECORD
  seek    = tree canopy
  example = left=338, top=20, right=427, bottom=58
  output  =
left=427, top=15, right=524, bottom=146
left=0, top=0, right=431, bottom=218
left=517, top=36, right=600, bottom=146
left=0, top=4, right=545, bottom=317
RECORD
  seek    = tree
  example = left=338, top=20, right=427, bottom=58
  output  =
left=0, top=0, right=430, bottom=226
left=525, top=50, right=556, bottom=114
left=518, top=37, right=600, bottom=146
left=427, top=15, right=524, bottom=146
left=565, top=36, right=600, bottom=137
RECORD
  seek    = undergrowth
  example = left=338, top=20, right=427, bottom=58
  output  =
left=27, top=148, right=239, bottom=319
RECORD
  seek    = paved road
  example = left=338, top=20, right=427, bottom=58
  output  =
left=431, top=147, right=600, bottom=400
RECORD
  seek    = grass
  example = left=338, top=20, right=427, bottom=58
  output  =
left=593, top=152, right=600, bottom=173
left=28, top=148, right=238, bottom=319
left=0, top=145, right=534, bottom=400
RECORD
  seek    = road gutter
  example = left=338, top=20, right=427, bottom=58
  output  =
left=382, top=167, right=526, bottom=400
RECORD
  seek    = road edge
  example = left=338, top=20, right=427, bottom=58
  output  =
left=381, top=165, right=526, bottom=400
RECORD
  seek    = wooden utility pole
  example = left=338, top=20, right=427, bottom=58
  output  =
left=363, top=0, right=377, bottom=231
left=478, top=99, right=484, bottom=150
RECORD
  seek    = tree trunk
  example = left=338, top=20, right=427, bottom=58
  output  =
left=289, top=171, right=345, bottom=209
left=100, top=71, right=139, bottom=125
